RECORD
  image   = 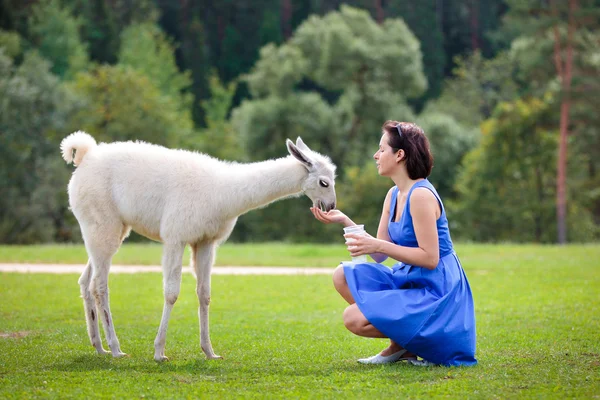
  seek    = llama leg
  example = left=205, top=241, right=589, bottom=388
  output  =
left=153, top=242, right=185, bottom=362
left=89, top=258, right=126, bottom=358
left=84, top=222, right=127, bottom=358
left=193, top=242, right=221, bottom=359
left=78, top=259, right=108, bottom=355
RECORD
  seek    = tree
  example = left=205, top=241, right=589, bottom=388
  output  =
left=416, top=112, right=479, bottom=200
left=0, top=29, right=21, bottom=58
left=237, top=5, right=425, bottom=168
left=118, top=21, right=193, bottom=113
left=228, top=5, right=426, bottom=242
left=27, top=0, right=89, bottom=80
left=194, top=71, right=239, bottom=160
left=385, top=0, right=446, bottom=102
left=0, top=49, right=80, bottom=243
left=453, top=96, right=557, bottom=242
left=423, top=50, right=519, bottom=129
left=500, top=0, right=600, bottom=242
left=66, top=65, right=194, bottom=147
left=452, top=94, right=596, bottom=243
left=552, top=0, right=577, bottom=244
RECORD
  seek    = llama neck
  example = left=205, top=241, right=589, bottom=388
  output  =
left=225, top=156, right=308, bottom=216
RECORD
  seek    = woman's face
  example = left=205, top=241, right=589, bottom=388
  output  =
left=373, top=133, right=400, bottom=176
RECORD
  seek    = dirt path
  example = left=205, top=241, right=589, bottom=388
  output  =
left=0, top=263, right=334, bottom=275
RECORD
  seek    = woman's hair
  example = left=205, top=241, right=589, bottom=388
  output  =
left=381, top=120, right=433, bottom=179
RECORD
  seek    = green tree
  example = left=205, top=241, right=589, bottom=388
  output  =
left=0, top=29, right=21, bottom=58
left=499, top=0, right=600, bottom=242
left=66, top=65, right=194, bottom=147
left=0, top=49, right=80, bottom=243
left=236, top=5, right=425, bottom=168
left=194, top=71, right=239, bottom=160
left=27, top=0, right=89, bottom=80
left=385, top=0, right=446, bottom=103
left=416, top=112, right=479, bottom=200
left=229, top=5, right=426, bottom=242
left=452, top=95, right=597, bottom=243
left=118, top=21, right=193, bottom=113
left=423, top=50, right=519, bottom=129
left=77, top=0, right=120, bottom=64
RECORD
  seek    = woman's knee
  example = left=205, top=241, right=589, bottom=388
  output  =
left=342, top=305, right=363, bottom=335
left=332, top=265, right=346, bottom=290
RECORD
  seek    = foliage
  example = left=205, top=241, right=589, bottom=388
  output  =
left=423, top=51, right=520, bottom=129
left=229, top=6, right=425, bottom=243
left=74, top=0, right=120, bottom=63
left=385, top=0, right=446, bottom=102
left=416, top=112, right=479, bottom=200
left=496, top=0, right=600, bottom=239
left=118, top=21, right=192, bottom=111
left=193, top=72, right=240, bottom=160
left=0, top=29, right=21, bottom=58
left=0, top=49, right=80, bottom=243
left=27, top=0, right=89, bottom=80
left=66, top=65, right=194, bottom=147
left=452, top=94, right=597, bottom=242
left=237, top=5, right=425, bottom=165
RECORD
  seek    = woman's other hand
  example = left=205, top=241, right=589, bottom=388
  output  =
left=344, top=233, right=382, bottom=257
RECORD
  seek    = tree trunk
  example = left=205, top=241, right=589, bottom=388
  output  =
left=469, top=0, right=479, bottom=51
left=281, top=0, right=292, bottom=39
left=552, top=0, right=577, bottom=244
left=373, top=0, right=384, bottom=24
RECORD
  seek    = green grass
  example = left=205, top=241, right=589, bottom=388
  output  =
left=0, top=242, right=348, bottom=267
left=1, top=242, right=599, bottom=269
left=1, top=244, right=599, bottom=398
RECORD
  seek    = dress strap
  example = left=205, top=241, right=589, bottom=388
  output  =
left=389, top=186, right=399, bottom=223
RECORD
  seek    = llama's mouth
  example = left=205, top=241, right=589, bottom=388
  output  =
left=315, top=200, right=325, bottom=212
left=315, top=200, right=335, bottom=212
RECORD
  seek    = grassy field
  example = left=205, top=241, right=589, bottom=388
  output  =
left=1, top=243, right=599, bottom=398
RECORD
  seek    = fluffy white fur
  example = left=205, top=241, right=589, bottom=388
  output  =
left=61, top=131, right=337, bottom=361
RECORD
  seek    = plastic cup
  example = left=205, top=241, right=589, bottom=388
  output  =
left=343, top=225, right=368, bottom=263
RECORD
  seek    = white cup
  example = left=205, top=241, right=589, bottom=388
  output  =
left=343, top=225, right=368, bottom=263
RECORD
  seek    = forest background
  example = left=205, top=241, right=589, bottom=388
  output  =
left=0, top=0, right=598, bottom=245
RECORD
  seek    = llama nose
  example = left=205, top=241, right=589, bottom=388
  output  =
left=326, top=202, right=336, bottom=212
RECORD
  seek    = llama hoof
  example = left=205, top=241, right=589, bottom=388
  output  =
left=154, top=355, right=169, bottom=362
left=112, top=352, right=128, bottom=358
left=96, top=348, right=110, bottom=355
left=206, top=354, right=223, bottom=360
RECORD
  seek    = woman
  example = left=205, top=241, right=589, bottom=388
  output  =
left=311, top=121, right=477, bottom=366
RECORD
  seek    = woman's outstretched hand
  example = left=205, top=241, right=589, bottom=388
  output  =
left=310, top=207, right=351, bottom=225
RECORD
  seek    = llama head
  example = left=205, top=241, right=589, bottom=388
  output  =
left=286, top=137, right=337, bottom=212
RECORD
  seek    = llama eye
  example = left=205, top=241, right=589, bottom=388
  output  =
left=319, top=180, right=329, bottom=188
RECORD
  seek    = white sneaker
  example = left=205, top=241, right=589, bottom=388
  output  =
left=357, top=349, right=417, bottom=364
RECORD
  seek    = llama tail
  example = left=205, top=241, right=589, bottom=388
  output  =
left=60, top=131, right=97, bottom=166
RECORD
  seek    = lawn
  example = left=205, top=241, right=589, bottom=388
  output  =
left=0, top=243, right=599, bottom=398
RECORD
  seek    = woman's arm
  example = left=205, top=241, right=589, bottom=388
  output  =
left=345, top=188, right=441, bottom=269
left=311, top=187, right=395, bottom=263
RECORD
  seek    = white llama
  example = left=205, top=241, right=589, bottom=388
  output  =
left=60, top=131, right=337, bottom=361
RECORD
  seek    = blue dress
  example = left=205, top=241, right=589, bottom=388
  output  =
left=343, top=179, right=477, bottom=366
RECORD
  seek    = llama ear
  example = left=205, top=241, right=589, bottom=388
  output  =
left=295, top=137, right=310, bottom=152
left=287, top=139, right=313, bottom=169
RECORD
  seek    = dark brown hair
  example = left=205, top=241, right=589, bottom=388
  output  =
left=381, top=120, right=433, bottom=179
